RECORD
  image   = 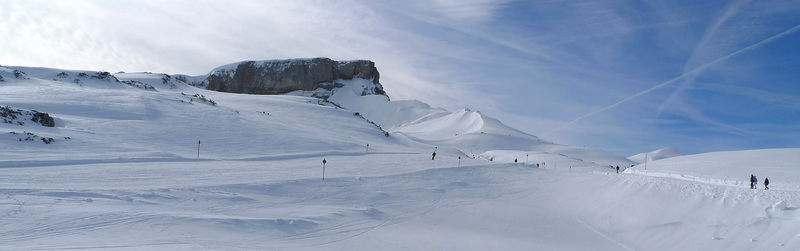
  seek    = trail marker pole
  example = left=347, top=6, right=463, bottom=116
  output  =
left=322, top=159, right=327, bottom=180
left=366, top=144, right=369, bottom=153
left=197, top=140, right=201, bottom=159
left=458, top=156, right=461, bottom=168
left=644, top=153, right=648, bottom=170
left=526, top=154, right=529, bottom=164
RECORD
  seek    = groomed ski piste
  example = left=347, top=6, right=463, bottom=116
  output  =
left=1, top=65, right=799, bottom=250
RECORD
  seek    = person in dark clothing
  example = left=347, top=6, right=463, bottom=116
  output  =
left=753, top=176, right=757, bottom=189
left=431, top=151, right=436, bottom=160
left=764, top=178, right=769, bottom=190
left=616, top=166, right=620, bottom=173
left=750, top=174, right=756, bottom=189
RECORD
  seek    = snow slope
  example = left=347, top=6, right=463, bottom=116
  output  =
left=328, top=78, right=633, bottom=167
left=628, top=148, right=800, bottom=190
left=2, top=64, right=800, bottom=250
left=0, top=67, right=405, bottom=165
left=629, top=147, right=684, bottom=164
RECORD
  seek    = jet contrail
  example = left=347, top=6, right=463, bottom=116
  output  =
left=543, top=22, right=800, bottom=136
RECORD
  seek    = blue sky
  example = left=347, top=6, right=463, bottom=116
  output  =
left=2, top=0, right=799, bottom=156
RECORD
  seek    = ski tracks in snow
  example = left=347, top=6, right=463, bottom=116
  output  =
left=276, top=165, right=508, bottom=249
left=1, top=193, right=25, bottom=217
left=0, top=212, right=153, bottom=243
left=279, top=177, right=452, bottom=248
left=573, top=216, right=636, bottom=251
left=295, top=188, right=448, bottom=248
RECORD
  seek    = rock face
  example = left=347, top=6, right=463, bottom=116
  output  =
left=205, top=58, right=383, bottom=96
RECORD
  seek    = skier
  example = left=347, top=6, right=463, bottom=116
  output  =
left=616, top=166, right=620, bottom=174
left=431, top=151, right=436, bottom=160
left=764, top=178, right=769, bottom=190
left=750, top=174, right=756, bottom=189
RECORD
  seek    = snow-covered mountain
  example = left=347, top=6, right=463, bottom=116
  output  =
left=0, top=60, right=631, bottom=168
left=2, top=61, right=799, bottom=250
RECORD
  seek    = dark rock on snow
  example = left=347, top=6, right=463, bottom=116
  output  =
left=1, top=106, right=55, bottom=127
left=205, top=58, right=383, bottom=96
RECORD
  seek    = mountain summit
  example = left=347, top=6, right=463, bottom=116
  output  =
left=201, top=58, right=384, bottom=99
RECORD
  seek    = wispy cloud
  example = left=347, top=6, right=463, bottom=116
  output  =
left=656, top=0, right=751, bottom=118
left=544, top=19, right=800, bottom=136
left=703, top=83, right=800, bottom=110
left=427, top=0, right=511, bottom=23
left=657, top=0, right=800, bottom=117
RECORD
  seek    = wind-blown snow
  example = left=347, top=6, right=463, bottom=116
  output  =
left=1, top=65, right=799, bottom=250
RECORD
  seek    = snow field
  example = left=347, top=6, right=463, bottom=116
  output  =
left=5, top=152, right=799, bottom=250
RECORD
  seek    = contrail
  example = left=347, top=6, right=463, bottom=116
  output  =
left=543, top=22, right=800, bottom=136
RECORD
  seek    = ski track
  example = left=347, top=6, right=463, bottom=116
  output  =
left=24, top=242, right=192, bottom=251
left=0, top=212, right=152, bottom=243
left=275, top=168, right=465, bottom=248
left=292, top=190, right=449, bottom=249
left=574, top=216, right=636, bottom=251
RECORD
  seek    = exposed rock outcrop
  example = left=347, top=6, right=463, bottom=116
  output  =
left=205, top=58, right=384, bottom=97
left=1, top=106, right=55, bottom=127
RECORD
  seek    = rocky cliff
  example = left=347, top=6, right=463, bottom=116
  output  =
left=204, top=58, right=384, bottom=98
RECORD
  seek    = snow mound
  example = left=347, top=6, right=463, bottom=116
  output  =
left=628, top=147, right=683, bottom=164
left=397, top=109, right=491, bottom=141
left=766, top=201, right=800, bottom=220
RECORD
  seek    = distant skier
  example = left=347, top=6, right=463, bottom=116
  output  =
left=750, top=174, right=756, bottom=189
left=616, top=166, right=620, bottom=174
left=514, top=158, right=518, bottom=163
left=764, top=178, right=769, bottom=190
left=431, top=151, right=436, bottom=160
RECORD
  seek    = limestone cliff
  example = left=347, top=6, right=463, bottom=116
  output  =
left=204, top=58, right=384, bottom=98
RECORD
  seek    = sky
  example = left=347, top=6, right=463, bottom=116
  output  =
left=2, top=0, right=799, bottom=156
